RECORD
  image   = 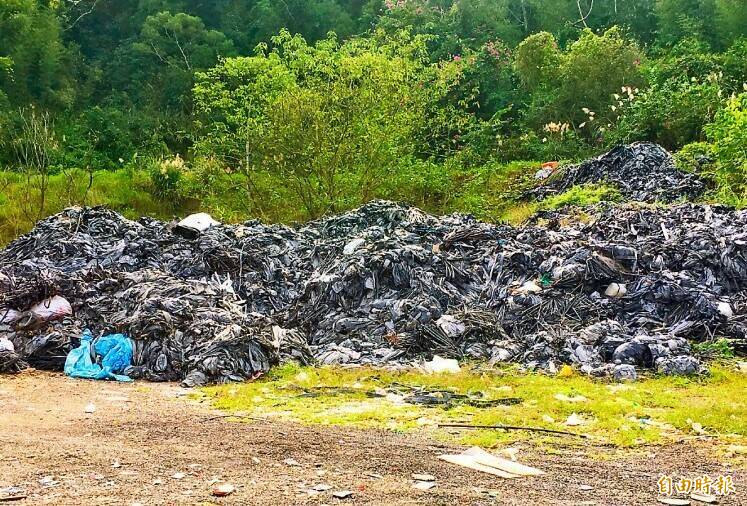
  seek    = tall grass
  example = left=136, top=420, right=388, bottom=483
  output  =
left=0, top=169, right=180, bottom=246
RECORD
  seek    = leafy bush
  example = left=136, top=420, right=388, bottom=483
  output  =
left=149, top=155, right=186, bottom=201
left=704, top=92, right=747, bottom=205
left=556, top=28, right=644, bottom=127
left=515, top=28, right=644, bottom=147
left=193, top=30, right=435, bottom=219
left=674, top=141, right=717, bottom=173
left=692, top=338, right=735, bottom=360
left=514, top=32, right=561, bottom=92
left=722, top=37, right=747, bottom=92
left=607, top=76, right=722, bottom=149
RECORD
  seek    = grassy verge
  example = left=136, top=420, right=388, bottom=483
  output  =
left=0, top=169, right=183, bottom=246
left=201, top=363, right=747, bottom=455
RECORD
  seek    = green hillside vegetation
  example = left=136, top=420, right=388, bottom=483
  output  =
left=1, top=1, right=745, bottom=244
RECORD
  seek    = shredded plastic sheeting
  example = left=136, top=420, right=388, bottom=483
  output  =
left=0, top=148, right=744, bottom=385
left=530, top=142, right=705, bottom=202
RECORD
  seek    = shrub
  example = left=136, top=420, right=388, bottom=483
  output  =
left=193, top=30, right=434, bottom=219
left=674, top=141, right=717, bottom=173
left=607, top=76, right=722, bottom=149
left=704, top=92, right=747, bottom=205
left=514, top=32, right=561, bottom=91
left=149, top=155, right=185, bottom=202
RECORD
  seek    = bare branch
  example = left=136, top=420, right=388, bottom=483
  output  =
left=64, top=0, right=100, bottom=31
left=169, top=29, right=193, bottom=71
left=576, top=0, right=594, bottom=28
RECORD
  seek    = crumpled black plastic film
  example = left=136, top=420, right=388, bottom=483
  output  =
left=1, top=145, right=744, bottom=384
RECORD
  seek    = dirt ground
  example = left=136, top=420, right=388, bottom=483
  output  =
left=0, top=371, right=744, bottom=505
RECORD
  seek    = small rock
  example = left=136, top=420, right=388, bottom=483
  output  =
left=413, top=481, right=436, bottom=491
left=690, top=492, right=717, bottom=503
left=312, top=484, right=332, bottom=492
left=284, top=458, right=301, bottom=467
left=332, top=490, right=353, bottom=499
left=565, top=413, right=585, bottom=426
left=688, top=419, right=707, bottom=435
left=411, top=473, right=435, bottom=482
left=498, top=447, right=519, bottom=461
left=172, top=472, right=187, bottom=480
left=605, top=282, right=627, bottom=298
left=84, top=402, right=96, bottom=414
left=212, top=483, right=235, bottom=497
left=717, top=301, right=733, bottom=319
left=579, top=485, right=593, bottom=491
left=657, top=498, right=690, bottom=505
left=423, top=355, right=460, bottom=374
left=39, top=476, right=58, bottom=488
left=613, top=364, right=637, bottom=382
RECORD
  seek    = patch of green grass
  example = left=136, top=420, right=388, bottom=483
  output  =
left=538, top=184, right=622, bottom=210
left=0, top=169, right=181, bottom=246
left=202, top=363, right=747, bottom=449
left=693, top=338, right=735, bottom=359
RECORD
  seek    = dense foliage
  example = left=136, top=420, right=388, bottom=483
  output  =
left=0, top=0, right=745, bottom=226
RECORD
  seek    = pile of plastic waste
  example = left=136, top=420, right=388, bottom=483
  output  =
left=530, top=142, right=706, bottom=202
left=1, top=147, right=743, bottom=385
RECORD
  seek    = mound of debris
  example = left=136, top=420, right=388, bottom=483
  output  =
left=531, top=142, right=706, bottom=202
left=1, top=200, right=744, bottom=384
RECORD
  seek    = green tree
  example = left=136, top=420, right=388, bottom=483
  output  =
left=556, top=28, right=644, bottom=124
left=515, top=28, right=644, bottom=133
left=715, top=0, right=747, bottom=45
left=655, top=0, right=718, bottom=47
left=514, top=31, right=561, bottom=91
left=705, top=92, right=747, bottom=203
left=129, top=11, right=235, bottom=111
left=0, top=0, right=74, bottom=110
left=193, top=31, right=432, bottom=217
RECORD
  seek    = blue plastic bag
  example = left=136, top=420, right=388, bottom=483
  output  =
left=64, top=330, right=133, bottom=382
